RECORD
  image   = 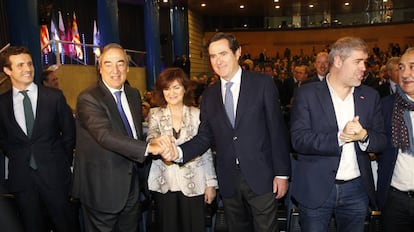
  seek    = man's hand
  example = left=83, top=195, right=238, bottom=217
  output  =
left=147, top=135, right=173, bottom=155
left=162, top=141, right=179, bottom=161
left=148, top=135, right=179, bottom=161
left=340, top=116, right=367, bottom=143
left=273, top=177, right=288, bottom=199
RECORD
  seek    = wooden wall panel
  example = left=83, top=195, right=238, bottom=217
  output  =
left=188, top=10, right=211, bottom=77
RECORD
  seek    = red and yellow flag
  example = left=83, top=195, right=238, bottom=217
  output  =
left=72, top=12, right=83, bottom=60
left=40, top=25, right=51, bottom=54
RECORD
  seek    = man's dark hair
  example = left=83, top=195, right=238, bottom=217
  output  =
left=206, top=32, right=240, bottom=54
left=0, top=46, right=31, bottom=71
left=41, top=70, right=54, bottom=85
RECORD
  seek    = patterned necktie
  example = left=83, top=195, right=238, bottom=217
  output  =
left=114, top=91, right=133, bottom=137
left=224, top=82, right=235, bottom=127
left=19, top=90, right=37, bottom=169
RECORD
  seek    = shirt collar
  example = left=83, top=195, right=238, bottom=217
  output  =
left=326, top=73, right=355, bottom=98
left=220, top=66, right=242, bottom=89
left=12, top=82, right=37, bottom=97
left=102, top=80, right=125, bottom=94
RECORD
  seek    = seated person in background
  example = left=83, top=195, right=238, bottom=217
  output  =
left=41, top=69, right=59, bottom=89
left=146, top=67, right=218, bottom=232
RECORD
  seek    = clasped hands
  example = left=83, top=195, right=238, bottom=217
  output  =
left=339, top=116, right=367, bottom=143
left=147, top=135, right=179, bottom=161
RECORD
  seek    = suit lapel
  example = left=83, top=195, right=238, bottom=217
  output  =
left=234, top=72, right=252, bottom=128
left=32, top=87, right=46, bottom=139
left=124, top=86, right=142, bottom=140
left=5, top=90, right=27, bottom=138
left=315, top=82, right=338, bottom=128
left=98, top=81, right=127, bottom=134
left=213, top=81, right=233, bottom=128
left=353, top=87, right=367, bottom=125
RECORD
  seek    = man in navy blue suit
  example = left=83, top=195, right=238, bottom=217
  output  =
left=157, top=32, right=291, bottom=232
left=377, top=47, right=414, bottom=232
left=0, top=46, right=76, bottom=232
left=290, top=37, right=386, bottom=232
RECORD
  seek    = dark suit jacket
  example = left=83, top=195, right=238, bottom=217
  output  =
left=0, top=85, right=75, bottom=192
left=180, top=70, right=291, bottom=198
left=282, top=76, right=296, bottom=107
left=376, top=94, right=399, bottom=210
left=302, top=74, right=323, bottom=86
left=377, top=81, right=392, bottom=98
left=72, top=80, right=147, bottom=213
left=290, top=81, right=386, bottom=209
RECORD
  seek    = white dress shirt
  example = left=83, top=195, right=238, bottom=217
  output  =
left=221, top=67, right=242, bottom=117
left=102, top=81, right=138, bottom=139
left=13, top=83, right=38, bottom=136
left=326, top=76, right=361, bottom=181
left=391, top=94, right=414, bottom=191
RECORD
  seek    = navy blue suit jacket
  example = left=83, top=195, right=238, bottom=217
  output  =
left=0, top=86, right=75, bottom=192
left=376, top=94, right=399, bottom=210
left=180, top=70, right=291, bottom=198
left=290, top=80, right=386, bottom=209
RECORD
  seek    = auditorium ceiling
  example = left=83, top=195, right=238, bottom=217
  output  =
left=186, top=0, right=414, bottom=17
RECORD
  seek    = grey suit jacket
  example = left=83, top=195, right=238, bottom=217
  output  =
left=72, top=80, right=147, bottom=213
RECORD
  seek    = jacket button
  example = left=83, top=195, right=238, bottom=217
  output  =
left=233, top=136, right=238, bottom=141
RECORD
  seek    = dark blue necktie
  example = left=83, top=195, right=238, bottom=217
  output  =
left=114, top=91, right=133, bottom=137
left=224, top=82, right=235, bottom=127
left=19, top=90, right=37, bottom=170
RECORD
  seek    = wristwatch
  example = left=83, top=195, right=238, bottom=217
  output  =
left=360, top=133, right=369, bottom=143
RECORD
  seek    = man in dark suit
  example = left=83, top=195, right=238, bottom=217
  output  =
left=377, top=56, right=400, bottom=98
left=72, top=43, right=165, bottom=231
left=283, top=64, right=308, bottom=108
left=377, top=48, right=414, bottom=232
left=0, top=46, right=76, bottom=232
left=159, top=32, right=291, bottom=232
left=302, top=51, right=329, bottom=85
left=290, top=37, right=386, bottom=232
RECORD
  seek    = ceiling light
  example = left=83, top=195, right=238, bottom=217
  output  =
left=383, top=0, right=388, bottom=2
left=309, top=4, right=314, bottom=8
left=275, top=5, right=280, bottom=9
left=344, top=2, right=350, bottom=6
left=274, top=0, right=279, bottom=2
left=162, top=0, right=168, bottom=3
left=201, top=3, right=206, bottom=7
left=240, top=5, right=245, bottom=9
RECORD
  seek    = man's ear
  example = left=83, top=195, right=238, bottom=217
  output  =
left=3, top=67, right=11, bottom=76
left=333, top=55, right=342, bottom=68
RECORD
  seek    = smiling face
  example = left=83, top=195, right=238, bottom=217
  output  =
left=335, top=49, right=367, bottom=88
left=163, top=79, right=185, bottom=106
left=315, top=52, right=329, bottom=77
left=399, top=50, right=414, bottom=98
left=99, top=47, right=129, bottom=89
left=208, top=38, right=241, bottom=81
left=3, top=53, right=34, bottom=90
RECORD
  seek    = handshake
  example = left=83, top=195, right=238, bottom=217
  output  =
left=147, top=135, right=180, bottom=162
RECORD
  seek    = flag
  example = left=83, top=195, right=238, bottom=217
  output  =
left=93, top=20, right=101, bottom=57
left=72, top=12, right=83, bottom=60
left=65, top=14, right=74, bottom=57
left=58, top=11, right=66, bottom=55
left=50, top=18, right=62, bottom=53
left=40, top=25, right=51, bottom=54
